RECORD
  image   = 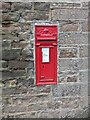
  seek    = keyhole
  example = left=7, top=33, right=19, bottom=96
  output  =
left=42, top=65, right=44, bottom=68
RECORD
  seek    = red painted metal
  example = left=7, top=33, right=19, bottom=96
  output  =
left=35, top=25, right=58, bottom=85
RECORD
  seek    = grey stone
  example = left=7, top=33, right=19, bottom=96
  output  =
left=2, top=12, right=20, bottom=22
left=60, top=33, right=88, bottom=45
left=3, top=104, right=27, bottom=113
left=14, top=111, right=37, bottom=118
left=51, top=8, right=88, bottom=20
left=28, top=102, right=47, bottom=111
left=60, top=47, right=78, bottom=58
left=34, top=2, right=50, bottom=11
left=52, top=97, right=82, bottom=109
left=11, top=2, right=32, bottom=11
left=2, top=86, right=28, bottom=95
left=1, top=61, right=8, bottom=68
left=79, top=58, right=88, bottom=70
left=50, top=2, right=81, bottom=9
left=37, top=110, right=60, bottom=118
left=2, top=2, right=11, bottom=12
left=81, top=2, right=89, bottom=9
left=2, top=40, right=11, bottom=48
left=81, top=20, right=88, bottom=32
left=59, top=58, right=79, bottom=71
left=60, top=20, right=79, bottom=32
left=2, top=48, right=21, bottom=60
left=22, top=10, right=49, bottom=20
left=52, top=83, right=82, bottom=97
left=8, top=61, right=29, bottom=69
left=58, top=71, right=78, bottom=83
left=2, top=34, right=19, bottom=42
left=79, top=45, right=88, bottom=57
left=2, top=70, right=26, bottom=80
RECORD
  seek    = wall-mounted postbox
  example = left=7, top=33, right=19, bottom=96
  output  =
left=35, top=25, right=58, bottom=85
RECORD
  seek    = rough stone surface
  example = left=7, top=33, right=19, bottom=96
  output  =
left=60, top=48, right=78, bottom=58
left=79, top=45, right=88, bottom=57
left=34, top=2, right=50, bottom=11
left=1, top=1, right=89, bottom=119
left=60, top=20, right=79, bottom=32
left=51, top=8, right=88, bottom=20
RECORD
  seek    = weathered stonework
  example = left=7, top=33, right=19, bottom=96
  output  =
left=1, top=1, right=89, bottom=118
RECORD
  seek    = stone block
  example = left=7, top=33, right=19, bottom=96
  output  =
left=60, top=20, right=79, bottom=32
left=48, top=97, right=82, bottom=109
left=2, top=27, right=10, bottom=35
left=51, top=8, right=88, bottom=20
left=2, top=48, right=21, bottom=60
left=23, top=10, right=49, bottom=21
left=47, top=101, right=60, bottom=110
left=14, top=111, right=37, bottom=118
left=60, top=33, right=88, bottom=45
left=81, top=20, right=88, bottom=32
left=9, top=23, right=21, bottom=36
left=25, top=85, right=51, bottom=95
left=12, top=41, right=28, bottom=48
left=34, top=2, right=50, bottom=11
left=60, top=97, right=81, bottom=109
left=2, top=86, right=28, bottom=95
left=67, top=75, right=78, bottom=82
left=52, top=83, right=82, bottom=97
left=58, top=71, right=78, bottom=83
left=28, top=102, right=47, bottom=111
left=59, top=58, right=78, bottom=71
left=60, top=47, right=78, bottom=58
left=79, top=45, right=88, bottom=57
left=2, top=70, right=26, bottom=80
left=82, top=2, right=89, bottom=9
left=10, top=93, right=50, bottom=105
left=2, top=23, right=20, bottom=36
left=18, top=32, right=30, bottom=41
left=60, top=33, right=78, bottom=44
left=17, top=77, right=34, bottom=87
left=3, top=104, right=27, bottom=113
left=78, top=33, right=88, bottom=44
left=2, top=12, right=20, bottom=22
left=2, top=34, right=19, bottom=42
left=1, top=61, right=8, bottom=68
left=37, top=110, right=60, bottom=118
left=80, top=83, right=88, bottom=97
left=79, top=58, right=88, bottom=70
left=50, top=2, right=81, bottom=9
left=19, top=22, right=32, bottom=32
left=2, top=40, right=11, bottom=48
left=36, top=85, right=51, bottom=94
left=2, top=22, right=12, bottom=27
left=79, top=70, right=88, bottom=83
left=2, top=2, right=11, bottom=12
left=21, top=47, right=33, bottom=60
left=11, top=2, right=32, bottom=11
left=0, top=2, right=2, bottom=10
left=8, top=61, right=29, bottom=69
left=59, top=108, right=85, bottom=118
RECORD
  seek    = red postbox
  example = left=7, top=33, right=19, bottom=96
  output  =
left=35, top=24, right=58, bottom=85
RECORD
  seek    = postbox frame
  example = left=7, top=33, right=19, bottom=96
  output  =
left=34, top=22, right=59, bottom=85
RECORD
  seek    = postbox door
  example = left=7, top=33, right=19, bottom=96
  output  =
left=36, top=46, right=57, bottom=85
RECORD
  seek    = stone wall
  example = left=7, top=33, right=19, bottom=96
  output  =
left=1, top=1, right=89, bottom=118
